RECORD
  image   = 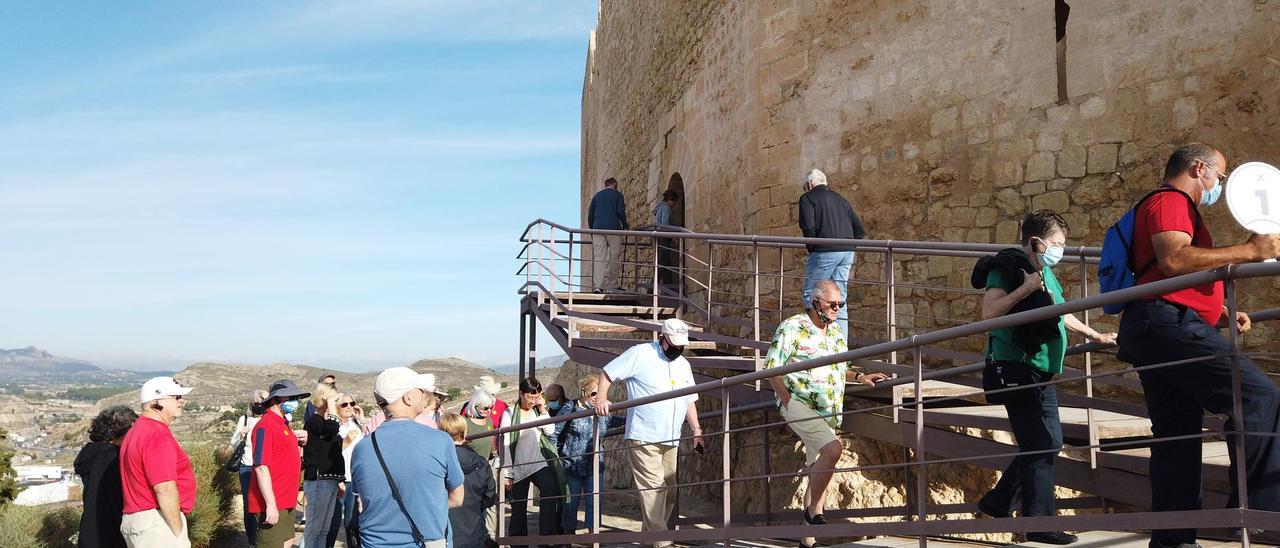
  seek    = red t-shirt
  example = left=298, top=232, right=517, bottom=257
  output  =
left=119, top=415, right=197, bottom=514
left=490, top=398, right=508, bottom=429
left=1132, top=188, right=1224, bottom=326
left=247, top=410, right=301, bottom=513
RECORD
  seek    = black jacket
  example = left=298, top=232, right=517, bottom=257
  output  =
left=448, top=444, right=497, bottom=548
left=970, top=248, right=1061, bottom=356
left=798, top=185, right=866, bottom=252
left=302, top=414, right=344, bottom=480
left=75, top=442, right=126, bottom=548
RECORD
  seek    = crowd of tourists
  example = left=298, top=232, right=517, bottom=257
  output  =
left=70, top=143, right=1279, bottom=548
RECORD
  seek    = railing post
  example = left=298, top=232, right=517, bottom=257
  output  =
left=914, top=349, right=926, bottom=548
left=762, top=407, right=772, bottom=526
left=885, top=247, right=897, bottom=364
left=721, top=386, right=731, bottom=548
left=590, top=414, right=601, bottom=548
left=677, top=237, right=686, bottom=319
left=779, top=245, right=785, bottom=324
left=528, top=311, right=537, bottom=380
left=754, top=242, right=762, bottom=391
left=707, top=245, right=715, bottom=332
left=568, top=230, right=575, bottom=348
left=1226, top=277, right=1252, bottom=545
left=653, top=233, right=660, bottom=336
left=518, top=308, right=527, bottom=381
left=498, top=429, right=508, bottom=544
left=1078, top=253, right=1098, bottom=469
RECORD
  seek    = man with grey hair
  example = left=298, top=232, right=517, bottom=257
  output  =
left=798, top=168, right=866, bottom=338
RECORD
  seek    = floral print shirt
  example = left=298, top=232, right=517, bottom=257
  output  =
left=763, top=313, right=850, bottom=428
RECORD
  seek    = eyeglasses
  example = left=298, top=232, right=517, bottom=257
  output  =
left=338, top=402, right=355, bottom=408
left=815, top=298, right=844, bottom=311
left=1201, top=161, right=1230, bottom=181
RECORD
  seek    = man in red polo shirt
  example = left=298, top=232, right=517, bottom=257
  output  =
left=119, top=376, right=196, bottom=548
left=1116, top=143, right=1280, bottom=548
left=249, top=379, right=311, bottom=548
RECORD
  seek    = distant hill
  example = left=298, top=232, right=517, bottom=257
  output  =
left=489, top=354, right=568, bottom=376
left=0, top=347, right=159, bottom=390
left=0, top=346, right=97, bottom=375
left=102, top=357, right=513, bottom=410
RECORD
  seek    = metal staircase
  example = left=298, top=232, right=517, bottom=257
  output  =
left=504, top=219, right=1280, bottom=547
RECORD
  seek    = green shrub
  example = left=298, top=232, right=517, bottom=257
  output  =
left=0, top=504, right=82, bottom=548
left=184, top=442, right=239, bottom=548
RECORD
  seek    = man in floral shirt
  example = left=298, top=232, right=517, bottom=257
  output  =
left=765, top=279, right=886, bottom=547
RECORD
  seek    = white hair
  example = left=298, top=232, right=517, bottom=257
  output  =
left=804, top=169, right=827, bottom=187
left=467, top=388, right=495, bottom=417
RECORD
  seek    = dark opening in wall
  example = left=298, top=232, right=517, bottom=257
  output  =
left=1056, top=0, right=1071, bottom=104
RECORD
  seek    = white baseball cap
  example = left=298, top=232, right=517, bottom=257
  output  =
left=139, top=376, right=193, bottom=403
left=660, top=318, right=691, bottom=346
left=374, top=367, right=435, bottom=403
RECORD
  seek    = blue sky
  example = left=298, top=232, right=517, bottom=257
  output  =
left=0, top=1, right=596, bottom=370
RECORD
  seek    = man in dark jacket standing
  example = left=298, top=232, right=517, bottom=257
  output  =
left=587, top=177, right=628, bottom=292
left=798, top=169, right=865, bottom=337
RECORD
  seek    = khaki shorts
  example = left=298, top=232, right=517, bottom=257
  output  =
left=255, top=508, right=297, bottom=548
left=780, top=399, right=839, bottom=466
left=121, top=509, right=190, bottom=548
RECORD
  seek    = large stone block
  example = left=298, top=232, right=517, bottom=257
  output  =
left=1079, top=96, right=1107, bottom=119
left=996, top=220, right=1020, bottom=244
left=975, top=207, right=999, bottom=227
left=930, top=106, right=959, bottom=137
left=1031, top=190, right=1071, bottom=213
left=1025, top=151, right=1056, bottom=181
left=1173, top=96, right=1198, bottom=129
left=1020, top=181, right=1047, bottom=196
left=994, top=188, right=1024, bottom=216
left=1058, top=146, right=1086, bottom=177
left=1087, top=144, right=1120, bottom=174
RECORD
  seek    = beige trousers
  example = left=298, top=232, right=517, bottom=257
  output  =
left=628, top=439, right=678, bottom=548
left=592, top=234, right=622, bottom=291
left=121, top=509, right=190, bottom=548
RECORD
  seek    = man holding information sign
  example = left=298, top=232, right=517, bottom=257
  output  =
left=1115, top=143, right=1280, bottom=548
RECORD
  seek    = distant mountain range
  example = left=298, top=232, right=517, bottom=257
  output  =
left=97, top=356, right=514, bottom=409
left=0, top=346, right=160, bottom=386
left=489, top=353, right=568, bottom=376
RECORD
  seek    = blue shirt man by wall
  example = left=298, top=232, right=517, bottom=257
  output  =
left=587, top=177, right=628, bottom=292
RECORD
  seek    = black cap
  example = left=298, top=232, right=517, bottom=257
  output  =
left=267, top=379, right=311, bottom=402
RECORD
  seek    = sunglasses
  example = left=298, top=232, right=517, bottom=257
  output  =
left=338, top=402, right=356, bottom=408
left=815, top=298, right=845, bottom=310
left=477, top=406, right=492, bottom=413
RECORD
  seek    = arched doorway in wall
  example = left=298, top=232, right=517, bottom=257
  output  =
left=657, top=173, right=685, bottom=290
left=665, top=173, right=685, bottom=227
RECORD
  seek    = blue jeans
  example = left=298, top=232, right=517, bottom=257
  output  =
left=561, top=470, right=604, bottom=532
left=342, top=488, right=359, bottom=548
left=1117, top=299, right=1280, bottom=546
left=302, top=479, right=342, bottom=548
left=979, top=368, right=1062, bottom=520
left=803, top=251, right=854, bottom=337
left=239, top=466, right=257, bottom=547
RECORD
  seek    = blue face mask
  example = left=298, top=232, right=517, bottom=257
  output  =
left=1200, top=178, right=1223, bottom=207
left=1034, top=237, right=1064, bottom=269
left=280, top=400, right=299, bottom=415
left=547, top=401, right=562, bottom=413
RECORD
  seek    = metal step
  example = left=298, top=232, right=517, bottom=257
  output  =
left=903, top=405, right=1155, bottom=441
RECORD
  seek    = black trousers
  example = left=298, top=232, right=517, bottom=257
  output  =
left=509, top=465, right=563, bottom=548
left=980, top=367, right=1063, bottom=520
left=1117, top=300, right=1280, bottom=545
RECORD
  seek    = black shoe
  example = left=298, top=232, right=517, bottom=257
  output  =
left=976, top=498, right=1010, bottom=519
left=1026, top=531, right=1078, bottom=545
left=1149, top=541, right=1202, bottom=548
left=802, top=509, right=828, bottom=525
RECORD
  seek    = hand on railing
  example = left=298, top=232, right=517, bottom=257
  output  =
left=1219, top=310, right=1252, bottom=334
left=856, top=372, right=891, bottom=386
left=1087, top=332, right=1118, bottom=345
left=594, top=396, right=612, bottom=416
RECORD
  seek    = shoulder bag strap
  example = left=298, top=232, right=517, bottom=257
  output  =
left=371, top=432, right=426, bottom=544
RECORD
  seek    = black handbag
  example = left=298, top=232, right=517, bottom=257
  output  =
left=222, top=416, right=249, bottom=472
left=982, top=358, right=1042, bottom=405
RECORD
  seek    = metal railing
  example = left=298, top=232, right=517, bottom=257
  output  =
left=495, top=219, right=1280, bottom=547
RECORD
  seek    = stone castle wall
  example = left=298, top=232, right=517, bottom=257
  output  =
left=577, top=0, right=1280, bottom=534
left=581, top=0, right=1280, bottom=346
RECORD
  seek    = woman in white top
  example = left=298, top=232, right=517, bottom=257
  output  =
left=500, top=376, right=566, bottom=543
left=228, top=389, right=269, bottom=548
left=334, top=392, right=364, bottom=548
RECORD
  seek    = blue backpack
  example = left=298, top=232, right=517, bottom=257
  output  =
left=1098, top=188, right=1199, bottom=314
